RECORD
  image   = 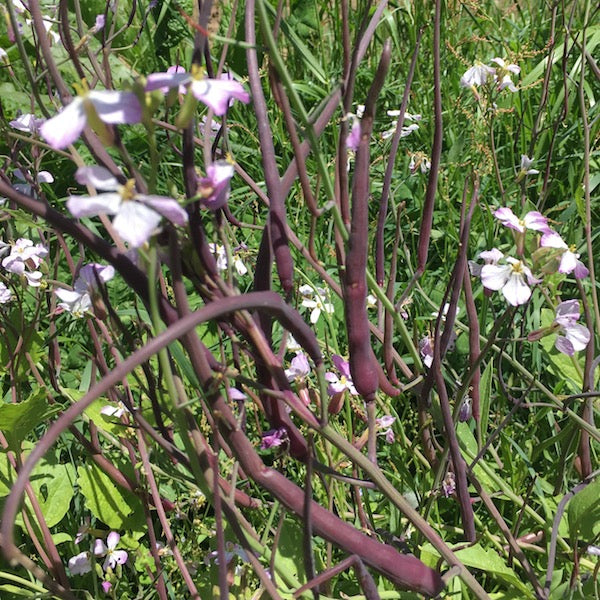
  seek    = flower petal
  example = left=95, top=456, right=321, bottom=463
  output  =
left=139, top=195, right=189, bottom=226
left=145, top=71, right=190, bottom=93
left=112, top=201, right=162, bottom=247
left=190, top=78, right=250, bottom=116
left=88, top=90, right=142, bottom=124
left=502, top=272, right=531, bottom=306
left=39, top=98, right=87, bottom=150
left=480, top=264, right=510, bottom=291
left=67, top=192, right=122, bottom=218
left=75, top=165, right=120, bottom=190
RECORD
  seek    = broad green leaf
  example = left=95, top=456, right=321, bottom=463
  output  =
left=567, top=477, right=600, bottom=540
left=77, top=463, right=144, bottom=530
left=0, top=391, right=60, bottom=449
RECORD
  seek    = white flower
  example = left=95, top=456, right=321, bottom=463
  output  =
left=519, top=154, right=539, bottom=176
left=460, top=62, right=496, bottom=88
left=93, top=532, right=128, bottom=571
left=300, top=285, right=334, bottom=324
left=9, top=113, right=44, bottom=134
left=481, top=257, right=539, bottom=306
left=55, top=263, right=114, bottom=318
left=540, top=231, right=589, bottom=278
left=494, top=207, right=549, bottom=233
left=208, top=243, right=248, bottom=275
left=491, top=58, right=520, bottom=92
left=13, top=168, right=54, bottom=197
left=552, top=300, right=590, bottom=356
left=67, top=166, right=188, bottom=248
left=1, top=238, right=47, bottom=287
left=285, top=352, right=310, bottom=382
left=469, top=247, right=504, bottom=277
left=0, top=282, right=12, bottom=304
left=100, top=401, right=128, bottom=419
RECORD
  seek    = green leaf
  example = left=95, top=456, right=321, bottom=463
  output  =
left=567, top=477, right=600, bottom=540
left=0, top=391, right=59, bottom=449
left=479, top=360, right=493, bottom=441
left=77, top=463, right=144, bottom=530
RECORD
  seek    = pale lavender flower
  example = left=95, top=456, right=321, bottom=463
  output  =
left=325, top=355, right=358, bottom=396
left=285, top=352, right=310, bottom=382
left=100, top=401, right=128, bottom=419
left=376, top=415, right=396, bottom=444
left=40, top=89, right=142, bottom=150
left=1, top=238, right=47, bottom=286
left=197, top=160, right=234, bottom=210
left=442, top=472, right=456, bottom=497
left=68, top=551, right=92, bottom=575
left=93, top=14, right=106, bottom=32
left=346, top=114, right=361, bottom=150
left=481, top=256, right=539, bottom=306
left=552, top=300, right=590, bottom=356
left=519, top=155, right=539, bottom=176
left=460, top=62, right=495, bottom=88
left=260, top=428, right=287, bottom=450
left=491, top=58, right=520, bottom=92
left=419, top=336, right=434, bottom=368
left=94, top=532, right=128, bottom=571
left=458, top=396, right=472, bottom=422
left=0, top=282, right=12, bottom=304
left=145, top=68, right=250, bottom=116
left=13, top=167, right=54, bottom=196
left=469, top=247, right=504, bottom=277
left=227, top=387, right=247, bottom=401
left=9, top=113, right=44, bottom=134
left=55, top=263, right=114, bottom=317
left=540, top=231, right=589, bottom=278
left=68, top=166, right=188, bottom=247
left=493, top=207, right=549, bottom=234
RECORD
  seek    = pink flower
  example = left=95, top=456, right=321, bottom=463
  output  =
left=552, top=300, right=590, bottom=356
left=260, top=428, right=287, bottom=450
left=346, top=114, right=361, bottom=150
left=325, top=355, right=358, bottom=398
left=197, top=160, right=234, bottom=210
left=480, top=256, right=540, bottom=306
left=68, top=551, right=92, bottom=575
left=68, top=166, right=188, bottom=247
left=376, top=415, right=396, bottom=444
left=101, top=581, right=112, bottom=594
left=540, top=231, right=589, bottom=278
left=40, top=89, right=141, bottom=150
left=285, top=352, right=310, bottom=382
left=145, top=68, right=250, bottom=116
left=227, top=387, right=247, bottom=401
left=94, top=532, right=128, bottom=571
left=493, top=207, right=549, bottom=234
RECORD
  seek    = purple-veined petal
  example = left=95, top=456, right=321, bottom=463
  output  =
left=67, top=192, right=122, bottom=218
left=68, top=551, right=92, bottom=575
left=502, top=272, right=531, bottom=306
left=75, top=263, right=115, bottom=293
left=522, top=211, right=549, bottom=232
left=106, top=531, right=120, bottom=550
left=39, top=98, right=87, bottom=150
left=574, top=260, right=589, bottom=279
left=494, top=207, right=522, bottom=231
left=112, top=201, right=162, bottom=247
left=93, top=539, right=107, bottom=556
left=540, top=230, right=567, bottom=249
left=198, top=161, right=234, bottom=210
left=558, top=250, right=578, bottom=274
left=554, top=335, right=574, bottom=356
left=139, top=195, right=189, bottom=226
left=75, top=165, right=120, bottom=190
left=555, top=300, right=580, bottom=322
left=145, top=71, right=190, bottom=93
left=88, top=90, right=142, bottom=124
left=190, top=78, right=250, bottom=116
left=332, top=354, right=351, bottom=379
left=564, top=323, right=590, bottom=351
left=479, top=248, right=504, bottom=264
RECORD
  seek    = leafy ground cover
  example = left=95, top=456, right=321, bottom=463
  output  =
left=0, top=0, right=598, bottom=598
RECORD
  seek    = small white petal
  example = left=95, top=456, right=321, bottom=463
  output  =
left=112, top=201, right=162, bottom=247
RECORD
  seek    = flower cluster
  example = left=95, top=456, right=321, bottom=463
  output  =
left=55, top=263, right=114, bottom=318
left=0, top=237, right=48, bottom=292
left=460, top=57, right=520, bottom=96
left=299, top=284, right=334, bottom=324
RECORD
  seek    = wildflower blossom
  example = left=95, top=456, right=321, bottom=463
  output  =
left=55, top=263, right=114, bottom=318
left=1, top=238, right=47, bottom=287
left=409, top=152, right=431, bottom=175
left=469, top=247, right=504, bottom=277
left=101, top=581, right=112, bottom=594
left=227, top=387, right=247, bottom=401
left=460, top=62, right=496, bottom=88
left=442, top=472, right=456, bottom=497
left=197, top=160, right=235, bottom=210
left=325, top=355, right=358, bottom=396
left=480, top=256, right=539, bottom=306
left=100, top=401, right=128, bottom=419
left=419, top=336, right=434, bottom=368
left=381, top=110, right=421, bottom=140
left=540, top=231, right=589, bottom=278
left=205, top=542, right=249, bottom=566
left=346, top=113, right=361, bottom=151
left=208, top=243, right=248, bottom=276
left=68, top=551, right=92, bottom=575
left=376, top=415, right=396, bottom=444
left=40, top=88, right=142, bottom=150
left=299, top=284, right=334, bottom=324
left=551, top=300, right=590, bottom=356
left=145, top=66, right=250, bottom=116
left=93, top=532, right=128, bottom=571
left=493, top=207, right=549, bottom=234
left=458, top=396, right=472, bottom=422
left=9, top=113, right=44, bottom=134
left=285, top=352, right=310, bottom=382
left=518, top=155, right=539, bottom=177
left=13, top=168, right=54, bottom=196
left=260, top=428, right=287, bottom=450
left=67, top=166, right=188, bottom=247
left=0, top=282, right=12, bottom=304
left=491, top=58, right=520, bottom=92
